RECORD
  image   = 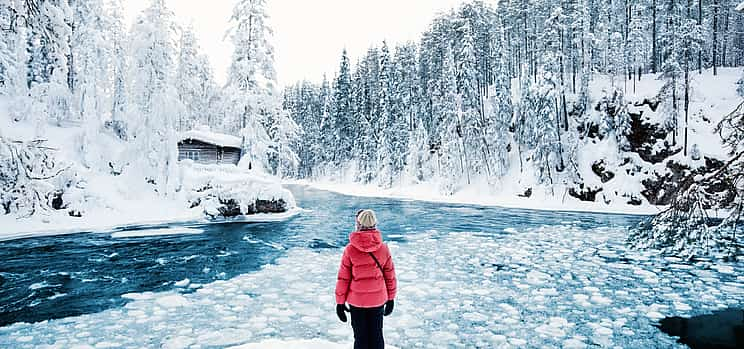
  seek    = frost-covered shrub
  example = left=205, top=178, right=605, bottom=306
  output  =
left=0, top=136, right=75, bottom=217
left=629, top=183, right=734, bottom=259
left=595, top=88, right=631, bottom=150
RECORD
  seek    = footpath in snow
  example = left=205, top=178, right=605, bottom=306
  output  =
left=1, top=224, right=741, bottom=348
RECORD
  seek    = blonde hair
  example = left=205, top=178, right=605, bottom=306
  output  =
left=356, top=209, right=378, bottom=229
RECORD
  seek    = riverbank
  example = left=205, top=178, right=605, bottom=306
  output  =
left=289, top=179, right=664, bottom=216
left=0, top=207, right=302, bottom=242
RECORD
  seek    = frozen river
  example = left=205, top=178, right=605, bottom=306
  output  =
left=0, top=186, right=742, bottom=348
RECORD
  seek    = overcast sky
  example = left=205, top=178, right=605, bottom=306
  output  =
left=123, top=0, right=466, bottom=87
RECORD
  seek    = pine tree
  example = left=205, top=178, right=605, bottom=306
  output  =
left=436, top=44, right=464, bottom=194
left=377, top=41, right=397, bottom=188
left=627, top=0, right=648, bottom=93
left=487, top=27, right=513, bottom=177
left=457, top=17, right=484, bottom=181
left=660, top=0, right=683, bottom=147
left=25, top=0, right=74, bottom=125
left=108, top=0, right=127, bottom=132
left=332, top=49, right=353, bottom=165
left=225, top=0, right=278, bottom=171
left=176, top=24, right=217, bottom=132
left=126, top=0, right=181, bottom=195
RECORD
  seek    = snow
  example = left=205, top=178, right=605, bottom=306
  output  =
left=180, top=126, right=242, bottom=148
left=291, top=179, right=659, bottom=216
left=1, top=225, right=742, bottom=348
left=738, top=1, right=744, bottom=12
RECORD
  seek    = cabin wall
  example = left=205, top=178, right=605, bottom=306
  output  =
left=178, top=139, right=241, bottom=165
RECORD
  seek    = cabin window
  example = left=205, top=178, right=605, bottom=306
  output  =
left=186, top=150, right=200, bottom=161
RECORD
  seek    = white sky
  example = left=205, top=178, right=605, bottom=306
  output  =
left=123, top=0, right=466, bottom=87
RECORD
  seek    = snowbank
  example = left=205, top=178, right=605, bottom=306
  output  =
left=180, top=126, right=242, bottom=148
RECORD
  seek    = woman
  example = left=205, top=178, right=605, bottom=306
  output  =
left=335, top=209, right=397, bottom=349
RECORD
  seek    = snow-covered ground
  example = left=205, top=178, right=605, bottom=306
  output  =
left=289, top=179, right=662, bottom=216
left=1, top=224, right=741, bottom=348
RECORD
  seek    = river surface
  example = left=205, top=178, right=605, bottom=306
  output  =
left=0, top=185, right=742, bottom=348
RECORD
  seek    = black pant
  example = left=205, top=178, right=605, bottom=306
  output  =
left=350, top=305, right=385, bottom=349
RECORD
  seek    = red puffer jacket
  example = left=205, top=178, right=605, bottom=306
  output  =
left=335, top=229, right=397, bottom=308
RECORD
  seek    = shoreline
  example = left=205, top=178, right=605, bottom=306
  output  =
left=0, top=207, right=303, bottom=242
left=287, top=179, right=665, bottom=217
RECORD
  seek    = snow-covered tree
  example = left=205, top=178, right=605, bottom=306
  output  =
left=126, top=0, right=181, bottom=195
left=486, top=29, right=513, bottom=178
left=176, top=24, right=218, bottom=132
left=224, top=0, right=279, bottom=171
left=436, top=44, right=464, bottom=194
left=332, top=49, right=353, bottom=165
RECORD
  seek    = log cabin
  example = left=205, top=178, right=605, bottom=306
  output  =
left=178, top=129, right=242, bottom=165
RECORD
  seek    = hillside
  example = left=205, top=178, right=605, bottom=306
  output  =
left=292, top=68, right=742, bottom=215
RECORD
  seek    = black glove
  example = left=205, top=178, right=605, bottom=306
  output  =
left=384, top=300, right=394, bottom=316
left=336, top=304, right=350, bottom=322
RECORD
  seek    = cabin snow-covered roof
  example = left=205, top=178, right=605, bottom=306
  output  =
left=180, top=128, right=242, bottom=148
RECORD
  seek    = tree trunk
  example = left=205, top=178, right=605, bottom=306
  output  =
left=713, top=0, right=718, bottom=76
left=697, top=0, right=702, bottom=74
left=684, top=59, right=690, bottom=156
left=554, top=98, right=565, bottom=172
left=652, top=0, right=658, bottom=73
left=722, top=10, right=729, bottom=67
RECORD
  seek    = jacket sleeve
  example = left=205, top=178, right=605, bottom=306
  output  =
left=335, top=247, right=352, bottom=304
left=382, top=245, right=397, bottom=300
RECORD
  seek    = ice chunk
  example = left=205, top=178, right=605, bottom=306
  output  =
left=525, top=270, right=551, bottom=285
left=156, top=294, right=191, bottom=308
left=563, top=337, right=587, bottom=349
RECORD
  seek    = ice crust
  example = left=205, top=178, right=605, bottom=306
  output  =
left=1, top=226, right=742, bottom=348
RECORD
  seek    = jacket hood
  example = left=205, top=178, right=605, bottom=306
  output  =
left=349, top=229, right=383, bottom=253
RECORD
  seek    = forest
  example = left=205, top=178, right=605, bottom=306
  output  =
left=2, top=0, right=744, bottom=256
left=283, top=0, right=744, bottom=257
left=285, top=0, right=744, bottom=189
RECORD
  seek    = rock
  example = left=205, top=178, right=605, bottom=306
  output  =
left=211, top=198, right=288, bottom=218
left=68, top=210, right=82, bottom=217
left=591, top=160, right=616, bottom=183
left=217, top=199, right=242, bottom=217
left=633, top=98, right=660, bottom=112
left=626, top=195, right=643, bottom=206
left=627, top=111, right=680, bottom=164
left=51, top=191, right=64, bottom=210
left=641, top=157, right=735, bottom=206
left=569, top=184, right=603, bottom=202
left=518, top=188, right=532, bottom=198
left=254, top=199, right=287, bottom=213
